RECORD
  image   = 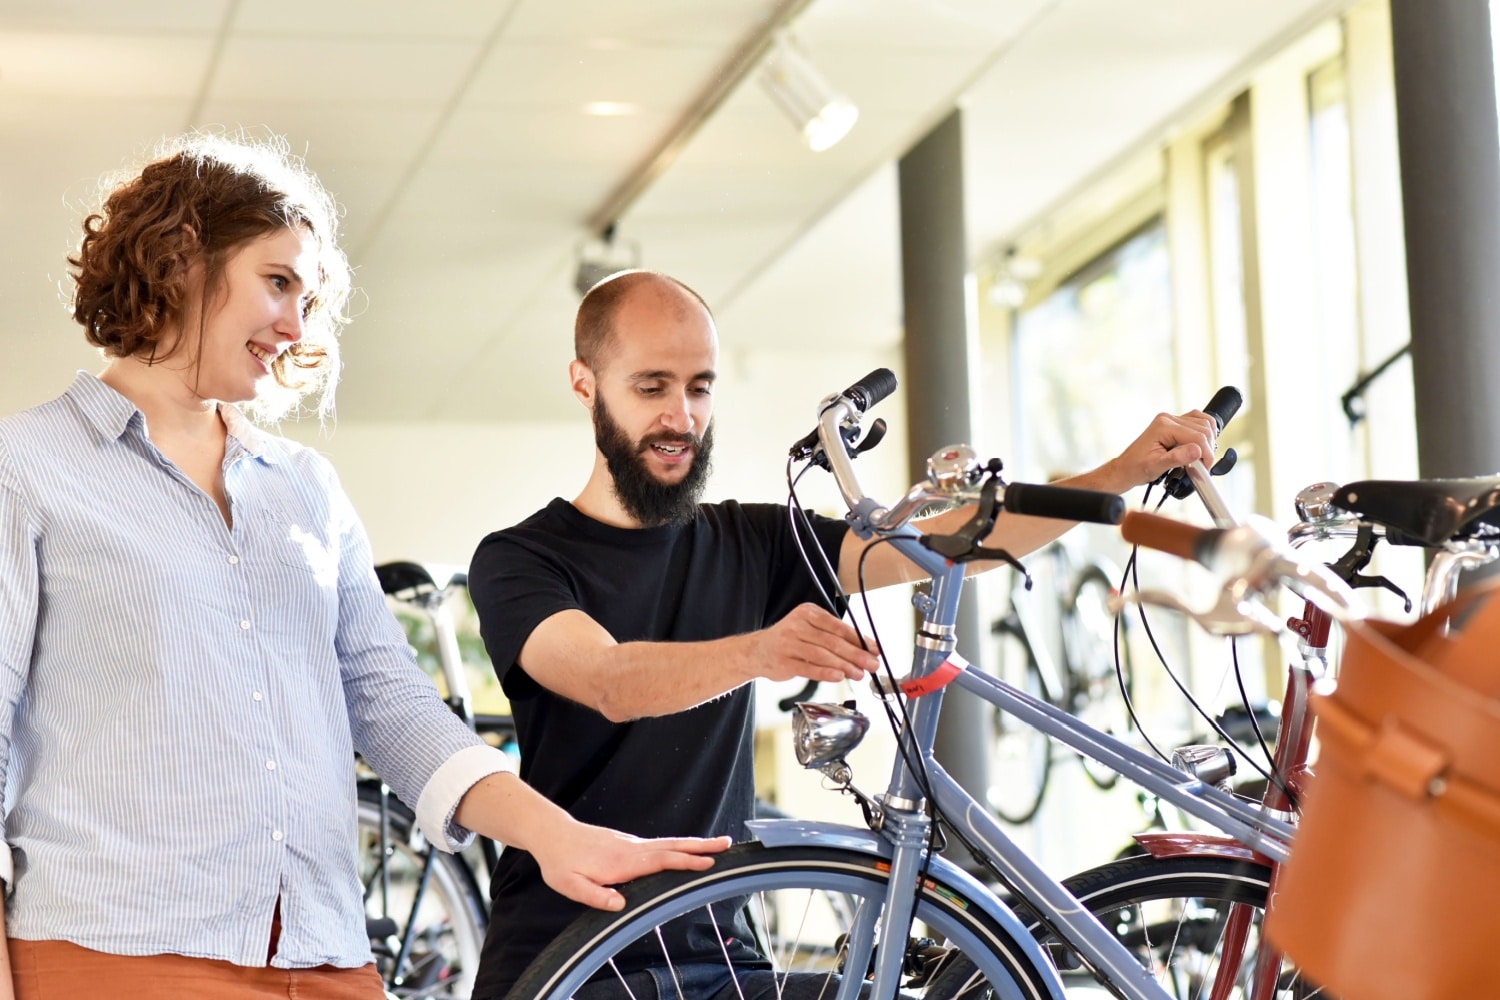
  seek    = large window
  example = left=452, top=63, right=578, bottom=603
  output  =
left=1010, top=220, right=1175, bottom=484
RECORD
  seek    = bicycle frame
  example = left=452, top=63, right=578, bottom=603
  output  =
left=765, top=406, right=1298, bottom=1000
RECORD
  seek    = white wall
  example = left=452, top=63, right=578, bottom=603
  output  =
left=280, top=343, right=911, bottom=569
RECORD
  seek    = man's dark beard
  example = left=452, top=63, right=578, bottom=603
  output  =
left=593, top=395, right=714, bottom=527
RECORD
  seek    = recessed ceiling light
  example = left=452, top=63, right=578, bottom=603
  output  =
left=584, top=102, right=640, bottom=117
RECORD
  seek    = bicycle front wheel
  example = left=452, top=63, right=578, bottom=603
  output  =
left=509, top=843, right=1058, bottom=1000
left=1032, top=855, right=1328, bottom=999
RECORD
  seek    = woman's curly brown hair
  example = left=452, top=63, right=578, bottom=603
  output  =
left=69, top=131, right=352, bottom=420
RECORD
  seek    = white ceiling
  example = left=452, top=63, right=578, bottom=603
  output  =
left=0, top=0, right=1351, bottom=423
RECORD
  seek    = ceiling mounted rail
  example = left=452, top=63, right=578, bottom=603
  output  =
left=583, top=0, right=819, bottom=236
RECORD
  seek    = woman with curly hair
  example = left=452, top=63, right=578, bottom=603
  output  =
left=0, top=133, right=725, bottom=1000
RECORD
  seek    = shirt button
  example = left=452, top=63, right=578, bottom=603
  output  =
left=228, top=555, right=240, bottom=565
left=266, top=760, right=277, bottom=771
left=240, top=620, right=251, bottom=630
left=252, top=691, right=263, bottom=702
left=272, top=830, right=284, bottom=842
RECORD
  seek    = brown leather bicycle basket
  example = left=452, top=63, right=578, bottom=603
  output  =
left=1266, top=580, right=1500, bottom=999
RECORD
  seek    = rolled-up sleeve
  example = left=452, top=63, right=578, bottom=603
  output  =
left=0, top=439, right=40, bottom=884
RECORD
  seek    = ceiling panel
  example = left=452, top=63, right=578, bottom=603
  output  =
left=232, top=0, right=506, bottom=40
left=426, top=107, right=679, bottom=168
left=208, top=36, right=482, bottom=104
left=0, top=32, right=213, bottom=98
left=504, top=0, right=782, bottom=46
left=463, top=39, right=729, bottom=110
left=196, top=100, right=443, bottom=163
left=961, top=0, right=1345, bottom=247
left=0, top=0, right=228, bottom=33
left=806, top=0, right=1046, bottom=51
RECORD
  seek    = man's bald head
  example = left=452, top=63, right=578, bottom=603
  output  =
left=574, top=270, right=714, bottom=372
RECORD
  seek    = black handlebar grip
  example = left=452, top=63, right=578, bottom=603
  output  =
left=842, top=368, right=899, bottom=413
left=1203, top=386, right=1243, bottom=432
left=1002, top=482, right=1126, bottom=525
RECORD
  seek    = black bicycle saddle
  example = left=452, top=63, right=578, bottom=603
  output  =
left=374, top=560, right=437, bottom=596
left=1332, top=476, right=1500, bottom=546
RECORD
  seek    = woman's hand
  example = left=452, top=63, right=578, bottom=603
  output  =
left=530, top=825, right=731, bottom=911
left=454, top=770, right=730, bottom=910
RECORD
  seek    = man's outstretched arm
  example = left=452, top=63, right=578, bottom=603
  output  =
left=517, top=604, right=880, bottom=724
left=838, top=409, right=1219, bottom=592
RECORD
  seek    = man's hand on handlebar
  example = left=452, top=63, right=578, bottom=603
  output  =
left=747, top=603, right=881, bottom=685
left=1076, top=410, right=1220, bottom=495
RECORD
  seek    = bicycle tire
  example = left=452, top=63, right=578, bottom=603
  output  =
left=1023, top=854, right=1328, bottom=999
left=989, top=620, right=1053, bottom=825
left=1062, top=565, right=1133, bottom=790
left=507, top=843, right=1058, bottom=1000
left=357, top=783, right=489, bottom=999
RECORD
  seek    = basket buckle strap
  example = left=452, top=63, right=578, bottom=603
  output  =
left=1363, top=718, right=1448, bottom=800
left=1317, top=692, right=1500, bottom=840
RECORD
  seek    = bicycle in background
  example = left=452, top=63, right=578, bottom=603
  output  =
left=989, top=540, right=1135, bottom=823
left=360, top=561, right=514, bottom=999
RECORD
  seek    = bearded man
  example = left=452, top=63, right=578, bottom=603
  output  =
left=466, top=270, right=1218, bottom=1000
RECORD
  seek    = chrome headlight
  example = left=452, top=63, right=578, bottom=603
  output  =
left=790, top=702, right=870, bottom=769
left=1170, top=744, right=1238, bottom=791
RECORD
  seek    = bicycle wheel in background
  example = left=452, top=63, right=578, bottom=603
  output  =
left=357, top=783, right=488, bottom=999
left=1024, top=854, right=1329, bottom=999
left=507, top=843, right=1057, bottom=1000
left=988, top=619, right=1052, bottom=825
left=1062, top=564, right=1134, bottom=790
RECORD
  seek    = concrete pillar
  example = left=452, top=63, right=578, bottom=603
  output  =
left=897, top=109, right=992, bottom=813
left=1388, top=0, right=1500, bottom=479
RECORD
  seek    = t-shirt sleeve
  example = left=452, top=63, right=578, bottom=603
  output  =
left=468, top=532, right=580, bottom=700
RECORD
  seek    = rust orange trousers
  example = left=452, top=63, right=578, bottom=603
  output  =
left=7, top=904, right=385, bottom=999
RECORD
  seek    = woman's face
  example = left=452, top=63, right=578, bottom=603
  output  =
left=168, top=226, right=320, bottom=404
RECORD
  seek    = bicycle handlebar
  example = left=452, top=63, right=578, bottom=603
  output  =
left=1002, top=482, right=1124, bottom=524
left=811, top=374, right=1123, bottom=530
left=1203, top=386, right=1243, bottom=431
left=838, top=368, right=899, bottom=414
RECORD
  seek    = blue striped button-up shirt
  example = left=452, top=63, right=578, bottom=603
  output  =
left=0, top=372, right=512, bottom=968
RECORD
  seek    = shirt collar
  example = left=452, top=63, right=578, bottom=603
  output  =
left=65, top=369, right=280, bottom=465
left=67, top=370, right=138, bottom=441
left=220, top=403, right=278, bottom=463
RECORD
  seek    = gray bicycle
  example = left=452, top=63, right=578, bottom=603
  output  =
left=507, top=374, right=1342, bottom=1000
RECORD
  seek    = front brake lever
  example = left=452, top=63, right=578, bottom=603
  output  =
left=1347, top=573, right=1412, bottom=612
left=1325, top=524, right=1412, bottom=612
left=1159, top=449, right=1239, bottom=500
left=919, top=474, right=1003, bottom=562
left=791, top=419, right=887, bottom=471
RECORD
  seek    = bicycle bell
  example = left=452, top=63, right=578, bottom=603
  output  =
left=1294, top=482, right=1344, bottom=524
left=791, top=702, right=870, bottom=769
left=926, top=444, right=981, bottom=492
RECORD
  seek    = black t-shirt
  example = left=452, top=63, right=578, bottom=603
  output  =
left=466, top=498, right=849, bottom=998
